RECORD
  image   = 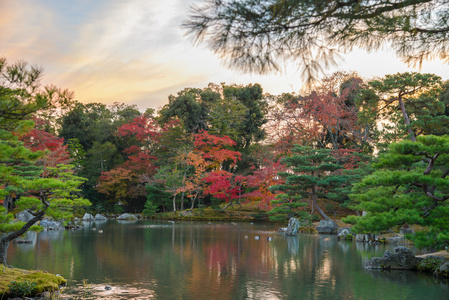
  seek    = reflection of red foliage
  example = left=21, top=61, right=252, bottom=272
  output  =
left=206, top=242, right=237, bottom=270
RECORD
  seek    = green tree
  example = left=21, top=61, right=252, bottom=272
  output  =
left=0, top=163, right=90, bottom=266
left=270, top=145, right=345, bottom=221
left=186, top=0, right=449, bottom=81
left=0, top=57, right=90, bottom=265
left=344, top=135, right=449, bottom=250
left=357, top=72, right=444, bottom=146
left=0, top=58, right=46, bottom=132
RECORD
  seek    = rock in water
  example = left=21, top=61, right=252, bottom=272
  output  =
left=117, top=213, right=138, bottom=220
left=365, top=246, right=421, bottom=270
left=316, top=220, right=338, bottom=234
left=83, top=213, right=94, bottom=221
left=285, top=218, right=300, bottom=236
left=95, top=213, right=108, bottom=220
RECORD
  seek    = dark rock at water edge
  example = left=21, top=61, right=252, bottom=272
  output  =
left=316, top=220, right=338, bottom=234
left=365, top=246, right=421, bottom=270
left=434, top=261, right=449, bottom=278
left=285, top=218, right=300, bottom=236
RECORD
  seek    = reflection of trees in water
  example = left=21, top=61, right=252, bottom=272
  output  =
left=8, top=222, right=449, bottom=299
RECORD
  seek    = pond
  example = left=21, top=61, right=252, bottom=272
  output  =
left=7, top=220, right=449, bottom=299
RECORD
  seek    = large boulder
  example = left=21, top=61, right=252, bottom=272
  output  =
left=16, top=210, right=33, bottom=222
left=365, top=246, right=421, bottom=270
left=40, top=219, right=65, bottom=230
left=95, top=214, right=108, bottom=220
left=356, top=233, right=376, bottom=242
left=316, top=219, right=338, bottom=234
left=83, top=213, right=94, bottom=221
left=337, top=227, right=353, bottom=240
left=285, top=218, right=300, bottom=236
left=117, top=213, right=138, bottom=220
left=434, top=261, right=449, bottom=278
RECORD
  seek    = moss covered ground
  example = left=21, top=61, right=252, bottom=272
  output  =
left=0, top=264, right=66, bottom=298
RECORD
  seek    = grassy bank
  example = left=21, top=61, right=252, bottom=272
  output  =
left=0, top=264, right=66, bottom=298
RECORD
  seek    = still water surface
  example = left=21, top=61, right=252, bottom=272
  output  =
left=7, top=220, right=449, bottom=299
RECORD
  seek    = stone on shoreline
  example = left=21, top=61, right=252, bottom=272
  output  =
left=117, top=213, right=138, bottom=220
left=316, top=220, right=338, bottom=234
left=83, top=213, right=94, bottom=221
left=365, top=246, right=421, bottom=270
left=285, top=218, right=300, bottom=236
left=337, top=228, right=353, bottom=240
left=40, top=219, right=65, bottom=230
left=16, top=210, right=33, bottom=222
left=95, top=213, right=108, bottom=220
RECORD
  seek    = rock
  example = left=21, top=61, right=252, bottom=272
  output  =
left=316, top=219, right=338, bottom=234
left=365, top=246, right=421, bottom=270
left=386, top=235, right=405, bottom=244
left=356, top=233, right=376, bottom=242
left=400, top=227, right=415, bottom=235
left=83, top=213, right=94, bottom=221
left=434, top=261, right=449, bottom=278
left=15, top=240, right=33, bottom=244
left=337, top=228, right=353, bottom=240
left=117, top=213, right=138, bottom=220
left=285, top=218, right=300, bottom=236
left=95, top=213, right=108, bottom=220
left=40, top=219, right=65, bottom=230
left=180, top=210, right=193, bottom=217
left=417, top=256, right=447, bottom=273
left=16, top=210, right=33, bottom=222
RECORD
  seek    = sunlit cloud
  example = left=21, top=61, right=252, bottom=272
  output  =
left=1, top=0, right=448, bottom=111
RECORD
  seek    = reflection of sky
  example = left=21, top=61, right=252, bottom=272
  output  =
left=1, top=0, right=448, bottom=111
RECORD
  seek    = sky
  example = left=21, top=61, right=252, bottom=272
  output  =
left=1, top=0, right=448, bottom=111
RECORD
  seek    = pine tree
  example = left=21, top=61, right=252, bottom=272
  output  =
left=344, top=135, right=449, bottom=250
left=270, top=145, right=345, bottom=221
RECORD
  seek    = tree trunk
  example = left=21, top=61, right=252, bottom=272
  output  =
left=180, top=192, right=185, bottom=211
left=398, top=96, right=417, bottom=142
left=190, top=192, right=198, bottom=210
left=311, top=185, right=331, bottom=221
left=0, top=210, right=45, bottom=266
left=172, top=194, right=177, bottom=212
left=222, top=200, right=233, bottom=211
left=2, top=183, right=12, bottom=210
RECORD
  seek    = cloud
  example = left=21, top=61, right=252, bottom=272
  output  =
left=1, top=0, right=447, bottom=112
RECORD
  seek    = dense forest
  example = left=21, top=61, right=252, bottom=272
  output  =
left=2, top=57, right=449, bottom=251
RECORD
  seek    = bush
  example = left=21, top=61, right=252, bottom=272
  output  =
left=8, top=280, right=37, bottom=297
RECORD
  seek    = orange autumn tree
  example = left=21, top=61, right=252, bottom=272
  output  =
left=176, top=131, right=243, bottom=210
